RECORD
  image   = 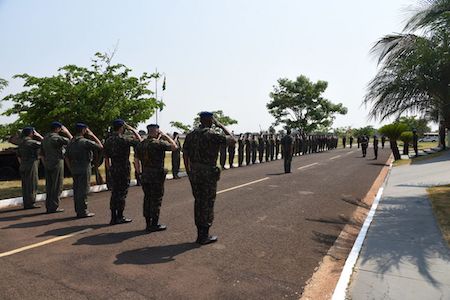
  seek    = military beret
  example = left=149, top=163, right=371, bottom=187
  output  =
left=147, top=124, right=160, bottom=129
left=112, top=119, right=125, bottom=127
left=76, top=123, right=88, bottom=129
left=21, top=127, right=34, bottom=136
left=199, top=111, right=214, bottom=118
left=51, top=121, right=63, bottom=128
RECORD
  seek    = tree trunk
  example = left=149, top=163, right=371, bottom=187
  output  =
left=390, top=140, right=401, bottom=160
left=439, top=121, right=446, bottom=149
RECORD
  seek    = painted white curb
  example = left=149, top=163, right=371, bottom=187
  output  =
left=0, top=172, right=187, bottom=210
left=331, top=162, right=393, bottom=300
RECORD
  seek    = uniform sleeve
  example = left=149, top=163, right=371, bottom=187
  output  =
left=85, top=139, right=102, bottom=151
left=126, top=138, right=139, bottom=148
left=135, top=142, right=143, bottom=160
left=57, top=136, right=70, bottom=146
left=211, top=132, right=227, bottom=145
left=160, top=140, right=172, bottom=151
left=31, top=140, right=42, bottom=149
left=182, top=134, right=191, bottom=156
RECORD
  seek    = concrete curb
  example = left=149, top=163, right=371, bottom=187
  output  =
left=0, top=172, right=187, bottom=210
left=331, top=161, right=393, bottom=300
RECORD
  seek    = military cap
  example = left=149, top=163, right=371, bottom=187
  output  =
left=51, top=121, right=63, bottom=128
left=21, top=127, right=34, bottom=136
left=147, top=124, right=160, bottom=129
left=76, top=123, right=88, bottom=129
left=199, top=111, right=214, bottom=118
left=112, top=119, right=125, bottom=127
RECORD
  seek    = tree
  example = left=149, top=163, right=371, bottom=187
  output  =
left=398, top=116, right=431, bottom=136
left=169, top=121, right=191, bottom=134
left=379, top=123, right=408, bottom=160
left=267, top=75, right=347, bottom=134
left=1, top=52, right=162, bottom=140
left=399, top=131, right=414, bottom=155
left=0, top=78, right=7, bottom=110
left=353, top=126, right=376, bottom=138
left=364, top=1, right=450, bottom=148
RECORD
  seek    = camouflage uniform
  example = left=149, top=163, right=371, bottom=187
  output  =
left=258, top=135, right=265, bottom=162
left=251, top=137, right=258, bottom=164
left=17, top=137, right=41, bottom=208
left=66, top=136, right=102, bottom=216
left=103, top=132, right=138, bottom=220
left=183, top=126, right=226, bottom=229
left=42, top=132, right=69, bottom=212
left=228, top=139, right=236, bottom=168
left=172, top=137, right=182, bottom=177
left=373, top=136, right=379, bottom=159
left=219, top=143, right=227, bottom=169
left=280, top=134, right=294, bottom=173
left=275, top=135, right=280, bottom=159
left=245, top=136, right=251, bottom=165
left=136, top=137, right=172, bottom=223
left=238, top=138, right=244, bottom=167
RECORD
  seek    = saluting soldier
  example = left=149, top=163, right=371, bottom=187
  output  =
left=361, top=135, right=369, bottom=158
left=41, top=121, right=72, bottom=213
left=238, top=134, right=244, bottom=167
left=136, top=124, right=177, bottom=232
left=280, top=128, right=294, bottom=173
left=172, top=132, right=182, bottom=178
left=66, top=123, right=103, bottom=218
left=17, top=127, right=43, bottom=210
left=183, top=112, right=234, bottom=245
left=104, top=119, right=142, bottom=225
left=381, top=135, right=386, bottom=149
left=264, top=134, right=270, bottom=162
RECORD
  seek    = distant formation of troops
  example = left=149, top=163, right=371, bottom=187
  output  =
left=16, top=115, right=393, bottom=245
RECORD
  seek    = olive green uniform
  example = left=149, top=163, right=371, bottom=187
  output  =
left=136, top=138, right=172, bottom=222
left=42, top=132, right=69, bottom=212
left=66, top=136, right=101, bottom=216
left=17, top=137, right=41, bottom=208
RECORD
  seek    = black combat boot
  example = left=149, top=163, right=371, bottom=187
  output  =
left=116, top=210, right=132, bottom=224
left=145, top=217, right=152, bottom=233
left=109, top=209, right=117, bottom=225
left=197, top=226, right=218, bottom=245
left=149, top=217, right=167, bottom=232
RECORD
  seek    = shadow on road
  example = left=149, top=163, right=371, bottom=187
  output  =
left=74, top=230, right=145, bottom=246
left=0, top=211, right=47, bottom=222
left=2, top=216, right=78, bottom=229
left=266, top=172, right=286, bottom=176
left=114, top=242, right=200, bottom=265
left=37, top=224, right=108, bottom=237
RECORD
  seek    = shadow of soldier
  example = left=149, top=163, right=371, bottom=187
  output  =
left=73, top=230, right=145, bottom=246
left=114, top=242, right=200, bottom=265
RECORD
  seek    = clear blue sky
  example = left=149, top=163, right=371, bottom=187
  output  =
left=0, top=0, right=417, bottom=133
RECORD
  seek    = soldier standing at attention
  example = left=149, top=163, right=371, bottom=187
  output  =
left=41, top=121, right=72, bottom=214
left=412, top=129, right=419, bottom=157
left=136, top=124, right=178, bottom=232
left=342, top=135, right=347, bottom=148
left=349, top=136, right=354, bottom=148
left=381, top=135, right=386, bottom=149
left=228, top=135, right=236, bottom=168
left=104, top=119, right=142, bottom=225
left=357, top=136, right=361, bottom=148
left=251, top=134, right=258, bottom=164
left=245, top=133, right=251, bottom=166
left=265, top=134, right=270, bottom=162
left=361, top=135, right=369, bottom=158
left=258, top=134, right=265, bottom=163
left=238, top=134, right=244, bottom=167
left=183, top=112, right=234, bottom=245
left=280, top=128, right=294, bottom=173
left=373, top=135, right=379, bottom=160
left=17, top=127, right=43, bottom=210
left=275, top=134, right=280, bottom=159
left=219, top=141, right=227, bottom=169
left=172, top=132, right=182, bottom=178
left=66, top=123, right=103, bottom=218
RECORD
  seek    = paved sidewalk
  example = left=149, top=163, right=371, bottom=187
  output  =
left=349, top=151, right=450, bottom=299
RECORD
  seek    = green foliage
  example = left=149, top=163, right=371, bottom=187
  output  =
left=193, top=110, right=238, bottom=128
left=169, top=121, right=191, bottom=133
left=0, top=78, right=7, bottom=92
left=398, top=116, right=431, bottom=136
left=353, top=126, right=376, bottom=138
left=333, top=126, right=352, bottom=137
left=1, top=52, right=162, bottom=139
left=267, top=75, right=347, bottom=134
left=399, top=131, right=414, bottom=143
left=379, top=123, right=408, bottom=140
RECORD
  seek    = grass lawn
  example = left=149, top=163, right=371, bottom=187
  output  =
left=427, top=185, right=450, bottom=247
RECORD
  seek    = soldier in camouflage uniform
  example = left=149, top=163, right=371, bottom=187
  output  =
left=136, top=124, right=178, bottom=233
left=17, top=127, right=43, bottom=209
left=281, top=128, right=294, bottom=173
left=41, top=122, right=72, bottom=214
left=251, top=134, right=258, bottom=164
left=219, top=141, right=227, bottom=169
left=104, top=119, right=142, bottom=225
left=66, top=123, right=103, bottom=218
left=245, top=133, right=251, bottom=166
left=264, top=134, right=270, bottom=162
left=237, top=134, right=244, bottom=167
left=275, top=134, right=280, bottom=159
left=172, top=132, right=182, bottom=177
left=258, top=134, right=265, bottom=163
left=228, top=134, right=236, bottom=168
left=183, top=111, right=234, bottom=245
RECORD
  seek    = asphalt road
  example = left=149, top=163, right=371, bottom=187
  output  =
left=0, top=147, right=390, bottom=300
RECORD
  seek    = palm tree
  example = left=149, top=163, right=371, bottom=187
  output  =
left=400, top=131, right=414, bottom=155
left=379, top=123, right=408, bottom=160
left=364, top=1, right=450, bottom=147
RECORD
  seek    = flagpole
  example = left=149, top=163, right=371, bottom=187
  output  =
left=155, top=68, right=158, bottom=125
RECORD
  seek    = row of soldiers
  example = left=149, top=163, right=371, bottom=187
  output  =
left=342, top=135, right=387, bottom=149
left=217, top=133, right=339, bottom=168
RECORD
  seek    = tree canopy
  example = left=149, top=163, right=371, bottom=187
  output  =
left=398, top=116, right=431, bottom=136
left=1, top=52, right=162, bottom=139
left=267, top=75, right=347, bottom=134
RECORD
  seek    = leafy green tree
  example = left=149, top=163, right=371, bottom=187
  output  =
left=1, top=52, right=162, bottom=139
left=169, top=121, right=191, bottom=134
left=379, top=123, right=408, bottom=160
left=267, top=75, right=347, bottom=134
left=398, top=116, right=431, bottom=136
left=399, top=131, right=414, bottom=155
left=353, top=126, right=376, bottom=138
left=364, top=1, right=450, bottom=148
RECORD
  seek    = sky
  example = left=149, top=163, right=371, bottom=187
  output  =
left=0, top=0, right=419, bottom=133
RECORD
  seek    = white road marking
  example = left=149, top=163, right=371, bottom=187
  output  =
left=217, top=177, right=269, bottom=194
left=297, top=163, right=319, bottom=170
left=330, top=155, right=342, bottom=160
left=346, top=151, right=355, bottom=155
left=0, top=228, right=93, bottom=258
